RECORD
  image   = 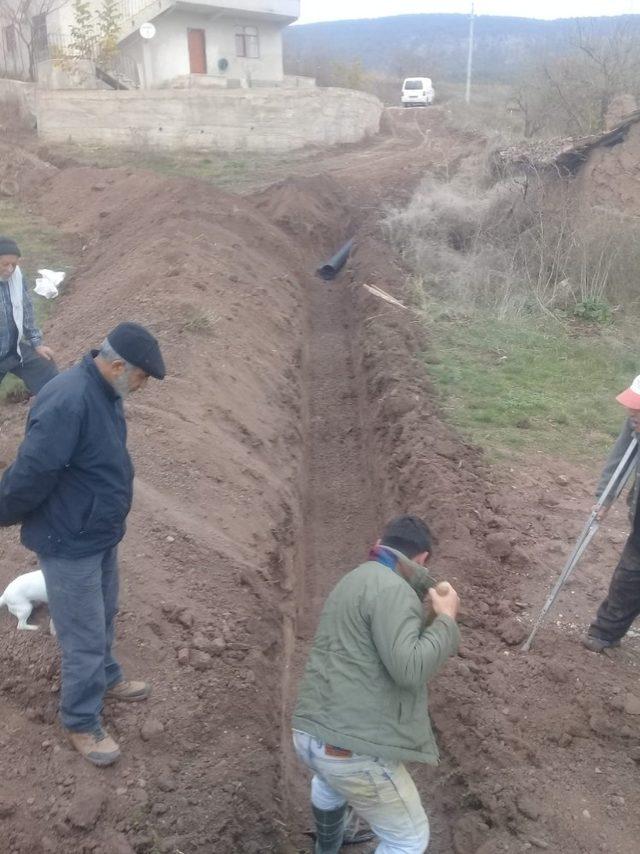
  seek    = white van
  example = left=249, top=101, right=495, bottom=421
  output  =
left=401, top=77, right=435, bottom=107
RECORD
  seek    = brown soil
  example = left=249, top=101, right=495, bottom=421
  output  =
left=0, top=107, right=639, bottom=854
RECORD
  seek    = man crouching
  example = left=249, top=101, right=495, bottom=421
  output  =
left=292, top=515, right=460, bottom=854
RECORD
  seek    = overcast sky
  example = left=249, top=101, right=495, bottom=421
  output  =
left=296, top=1, right=640, bottom=25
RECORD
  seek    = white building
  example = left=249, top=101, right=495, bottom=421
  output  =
left=0, top=0, right=300, bottom=88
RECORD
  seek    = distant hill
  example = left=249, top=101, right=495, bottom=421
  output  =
left=284, top=13, right=640, bottom=83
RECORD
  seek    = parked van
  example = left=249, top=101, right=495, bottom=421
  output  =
left=401, top=77, right=435, bottom=107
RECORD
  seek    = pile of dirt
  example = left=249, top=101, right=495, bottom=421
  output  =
left=0, top=158, right=318, bottom=854
left=576, top=120, right=640, bottom=215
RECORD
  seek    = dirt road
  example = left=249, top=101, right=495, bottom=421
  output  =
left=0, top=108, right=639, bottom=854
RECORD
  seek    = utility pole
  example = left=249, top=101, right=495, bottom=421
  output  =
left=465, top=1, right=475, bottom=105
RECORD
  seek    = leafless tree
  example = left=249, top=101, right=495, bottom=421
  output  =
left=0, top=0, right=67, bottom=80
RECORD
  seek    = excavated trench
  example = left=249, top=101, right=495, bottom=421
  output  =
left=3, top=110, right=638, bottom=854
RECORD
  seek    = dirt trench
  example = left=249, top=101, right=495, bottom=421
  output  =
left=2, top=108, right=640, bottom=854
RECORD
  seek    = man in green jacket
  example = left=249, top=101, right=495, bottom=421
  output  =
left=292, top=515, right=460, bottom=854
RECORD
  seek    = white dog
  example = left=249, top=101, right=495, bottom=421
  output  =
left=0, top=570, right=50, bottom=631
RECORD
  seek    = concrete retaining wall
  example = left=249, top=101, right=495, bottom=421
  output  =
left=35, top=86, right=382, bottom=151
left=0, top=79, right=37, bottom=124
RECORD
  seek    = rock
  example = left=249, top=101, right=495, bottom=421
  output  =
left=629, top=746, right=640, bottom=762
left=517, top=795, right=541, bottom=821
left=177, top=610, right=195, bottom=629
left=66, top=787, right=107, bottom=829
left=545, top=661, right=570, bottom=683
left=190, top=650, right=213, bottom=671
left=100, top=831, right=135, bottom=854
left=582, top=809, right=591, bottom=819
left=486, top=532, right=512, bottom=560
left=529, top=837, right=550, bottom=850
left=191, top=634, right=212, bottom=652
left=497, top=617, right=527, bottom=646
left=623, top=694, right=640, bottom=715
left=177, top=648, right=190, bottom=665
left=0, top=799, right=16, bottom=819
left=211, top=637, right=227, bottom=655
left=382, top=392, right=415, bottom=419
left=556, top=475, right=570, bottom=487
left=589, top=714, right=616, bottom=737
left=156, top=772, right=177, bottom=793
left=452, top=814, right=489, bottom=853
left=140, top=718, right=165, bottom=742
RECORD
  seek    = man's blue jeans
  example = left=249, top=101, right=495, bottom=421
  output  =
left=39, top=546, right=123, bottom=732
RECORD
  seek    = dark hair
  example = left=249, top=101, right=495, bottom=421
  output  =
left=381, top=515, right=432, bottom=558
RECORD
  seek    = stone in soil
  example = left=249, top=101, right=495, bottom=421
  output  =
left=141, top=717, right=165, bottom=741
left=66, top=786, right=107, bottom=829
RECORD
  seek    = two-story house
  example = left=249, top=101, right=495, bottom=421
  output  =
left=0, top=0, right=300, bottom=88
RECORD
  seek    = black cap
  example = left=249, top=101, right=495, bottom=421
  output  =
left=0, top=237, right=21, bottom=257
left=107, top=322, right=166, bottom=380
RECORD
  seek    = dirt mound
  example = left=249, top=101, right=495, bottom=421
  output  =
left=0, top=140, right=57, bottom=199
left=577, top=121, right=640, bottom=214
left=252, top=174, right=351, bottom=249
left=1, top=158, right=312, bottom=854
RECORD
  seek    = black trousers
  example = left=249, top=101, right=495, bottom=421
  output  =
left=589, top=536, right=640, bottom=642
left=0, top=343, right=58, bottom=395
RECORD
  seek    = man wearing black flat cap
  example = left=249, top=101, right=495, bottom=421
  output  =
left=0, top=236, right=58, bottom=395
left=0, top=322, right=166, bottom=766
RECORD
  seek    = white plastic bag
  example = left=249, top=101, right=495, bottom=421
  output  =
left=34, top=269, right=65, bottom=300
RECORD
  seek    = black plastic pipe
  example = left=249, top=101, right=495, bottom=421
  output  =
left=316, top=238, right=355, bottom=281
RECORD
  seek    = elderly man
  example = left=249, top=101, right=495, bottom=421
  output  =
left=0, top=236, right=58, bottom=394
left=0, top=323, right=165, bottom=766
left=292, top=515, right=460, bottom=854
left=585, top=374, right=640, bottom=653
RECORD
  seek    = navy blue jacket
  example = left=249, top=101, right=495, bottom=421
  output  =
left=0, top=353, right=134, bottom=558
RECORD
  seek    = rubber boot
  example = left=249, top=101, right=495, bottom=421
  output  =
left=311, top=803, right=348, bottom=854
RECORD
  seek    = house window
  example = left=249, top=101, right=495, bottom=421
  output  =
left=235, top=26, right=259, bottom=59
left=4, top=25, right=16, bottom=55
left=31, top=13, right=48, bottom=56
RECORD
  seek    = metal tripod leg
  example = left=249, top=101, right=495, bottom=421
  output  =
left=522, top=437, right=638, bottom=652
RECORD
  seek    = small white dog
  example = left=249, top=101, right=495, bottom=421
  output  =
left=0, top=570, right=50, bottom=631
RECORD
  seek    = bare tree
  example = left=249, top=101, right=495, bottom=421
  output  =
left=0, top=0, right=67, bottom=80
left=512, top=20, right=640, bottom=138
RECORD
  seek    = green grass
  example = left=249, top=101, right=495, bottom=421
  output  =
left=49, top=142, right=297, bottom=192
left=0, top=200, right=72, bottom=402
left=423, top=307, right=638, bottom=461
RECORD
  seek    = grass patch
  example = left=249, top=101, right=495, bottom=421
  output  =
left=422, top=302, right=638, bottom=461
left=0, top=200, right=72, bottom=402
left=49, top=142, right=298, bottom=192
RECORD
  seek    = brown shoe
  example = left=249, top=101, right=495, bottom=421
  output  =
left=105, top=680, right=151, bottom=702
left=66, top=726, right=120, bottom=767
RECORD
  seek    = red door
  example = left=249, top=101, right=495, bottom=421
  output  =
left=188, top=29, right=207, bottom=74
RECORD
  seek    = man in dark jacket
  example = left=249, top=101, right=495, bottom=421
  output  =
left=292, top=516, right=460, bottom=854
left=0, top=236, right=58, bottom=394
left=0, top=322, right=165, bottom=766
left=585, top=374, right=640, bottom=652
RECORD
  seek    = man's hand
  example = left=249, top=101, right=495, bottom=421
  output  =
left=593, top=503, right=611, bottom=522
left=428, top=582, right=460, bottom=620
left=35, top=345, right=55, bottom=362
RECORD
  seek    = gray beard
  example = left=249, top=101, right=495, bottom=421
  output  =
left=113, top=372, right=131, bottom=400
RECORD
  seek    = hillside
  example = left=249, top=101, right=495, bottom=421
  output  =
left=284, top=12, right=640, bottom=82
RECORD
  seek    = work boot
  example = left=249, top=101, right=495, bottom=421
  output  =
left=66, top=726, right=120, bottom=767
left=583, top=635, right=621, bottom=653
left=311, top=804, right=347, bottom=854
left=105, top=680, right=151, bottom=702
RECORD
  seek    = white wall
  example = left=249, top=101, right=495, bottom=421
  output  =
left=125, top=12, right=287, bottom=87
